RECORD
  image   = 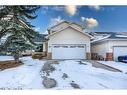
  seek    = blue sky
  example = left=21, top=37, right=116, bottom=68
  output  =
left=30, top=6, right=127, bottom=33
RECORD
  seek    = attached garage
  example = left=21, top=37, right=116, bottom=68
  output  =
left=113, top=46, right=127, bottom=61
left=45, top=21, right=92, bottom=59
left=52, top=44, right=86, bottom=59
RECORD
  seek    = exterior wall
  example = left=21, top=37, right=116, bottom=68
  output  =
left=47, top=52, right=52, bottom=59
left=91, top=41, right=110, bottom=59
left=48, top=28, right=91, bottom=53
left=86, top=52, right=91, bottom=60
left=108, top=40, right=127, bottom=52
left=71, top=23, right=82, bottom=31
left=43, top=42, right=46, bottom=52
left=50, top=23, right=69, bottom=34
left=106, top=52, right=113, bottom=61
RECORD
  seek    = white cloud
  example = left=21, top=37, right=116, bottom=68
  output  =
left=89, top=5, right=101, bottom=11
left=34, top=27, right=41, bottom=31
left=85, top=18, right=99, bottom=28
left=49, top=16, right=64, bottom=27
left=42, top=6, right=64, bottom=14
left=42, top=30, right=48, bottom=34
left=81, top=16, right=86, bottom=22
left=65, top=5, right=77, bottom=16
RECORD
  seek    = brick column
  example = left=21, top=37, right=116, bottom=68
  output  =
left=47, top=52, right=52, bottom=59
left=106, top=52, right=113, bottom=61
left=86, top=52, right=91, bottom=60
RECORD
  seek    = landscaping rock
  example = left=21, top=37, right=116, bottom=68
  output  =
left=42, top=62, right=55, bottom=76
left=43, top=77, right=57, bottom=88
left=52, top=60, right=59, bottom=64
left=70, top=81, right=80, bottom=89
left=62, top=73, right=68, bottom=79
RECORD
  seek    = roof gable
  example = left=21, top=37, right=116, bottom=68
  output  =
left=48, top=25, right=92, bottom=39
left=48, top=21, right=83, bottom=31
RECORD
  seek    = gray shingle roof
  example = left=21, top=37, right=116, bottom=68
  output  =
left=90, top=32, right=127, bottom=44
left=91, top=32, right=127, bottom=39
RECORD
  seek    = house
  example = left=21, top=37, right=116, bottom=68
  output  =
left=43, top=21, right=92, bottom=59
left=91, top=32, right=127, bottom=61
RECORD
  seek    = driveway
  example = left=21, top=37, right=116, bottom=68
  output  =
left=87, top=60, right=122, bottom=72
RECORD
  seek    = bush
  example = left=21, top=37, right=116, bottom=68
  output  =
left=0, top=60, right=23, bottom=70
left=32, top=52, right=46, bottom=59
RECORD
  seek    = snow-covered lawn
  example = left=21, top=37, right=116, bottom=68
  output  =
left=0, top=56, right=14, bottom=61
left=98, top=61, right=127, bottom=73
left=0, top=56, right=127, bottom=89
left=0, top=56, right=46, bottom=90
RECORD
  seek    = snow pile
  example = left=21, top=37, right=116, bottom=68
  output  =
left=98, top=61, right=127, bottom=73
left=91, top=35, right=111, bottom=43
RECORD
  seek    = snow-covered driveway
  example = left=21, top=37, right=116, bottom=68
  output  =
left=48, top=60, right=127, bottom=89
left=98, top=61, right=127, bottom=73
left=0, top=56, right=127, bottom=89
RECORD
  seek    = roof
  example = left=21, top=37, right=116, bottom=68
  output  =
left=48, top=20, right=84, bottom=31
left=91, top=32, right=127, bottom=44
left=48, top=25, right=93, bottom=39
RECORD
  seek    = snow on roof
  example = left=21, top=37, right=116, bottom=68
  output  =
left=115, top=34, right=127, bottom=38
left=91, top=34, right=111, bottom=43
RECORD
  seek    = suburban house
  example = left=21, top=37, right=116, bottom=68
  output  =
left=91, top=32, right=127, bottom=61
left=43, top=21, right=92, bottom=59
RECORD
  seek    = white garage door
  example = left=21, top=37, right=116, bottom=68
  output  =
left=113, top=46, right=127, bottom=61
left=52, top=44, right=86, bottom=59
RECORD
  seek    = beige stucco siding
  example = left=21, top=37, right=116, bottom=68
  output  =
left=109, top=40, right=127, bottom=52
left=51, top=23, right=68, bottom=32
left=71, top=23, right=82, bottom=31
left=43, top=42, right=46, bottom=52
left=91, top=41, right=110, bottom=58
left=48, top=28, right=91, bottom=53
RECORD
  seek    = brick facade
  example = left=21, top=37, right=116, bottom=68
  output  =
left=106, top=52, right=113, bottom=61
left=86, top=52, right=91, bottom=60
left=47, top=52, right=52, bottom=59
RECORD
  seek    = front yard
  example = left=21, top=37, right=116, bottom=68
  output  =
left=0, top=56, right=127, bottom=89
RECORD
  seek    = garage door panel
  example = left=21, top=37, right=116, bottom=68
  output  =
left=52, top=44, right=86, bottom=59
left=113, top=46, right=127, bottom=61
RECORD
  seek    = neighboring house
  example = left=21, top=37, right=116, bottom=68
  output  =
left=21, top=33, right=47, bottom=55
left=43, top=21, right=92, bottom=59
left=33, top=33, right=47, bottom=52
left=91, top=32, right=127, bottom=61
